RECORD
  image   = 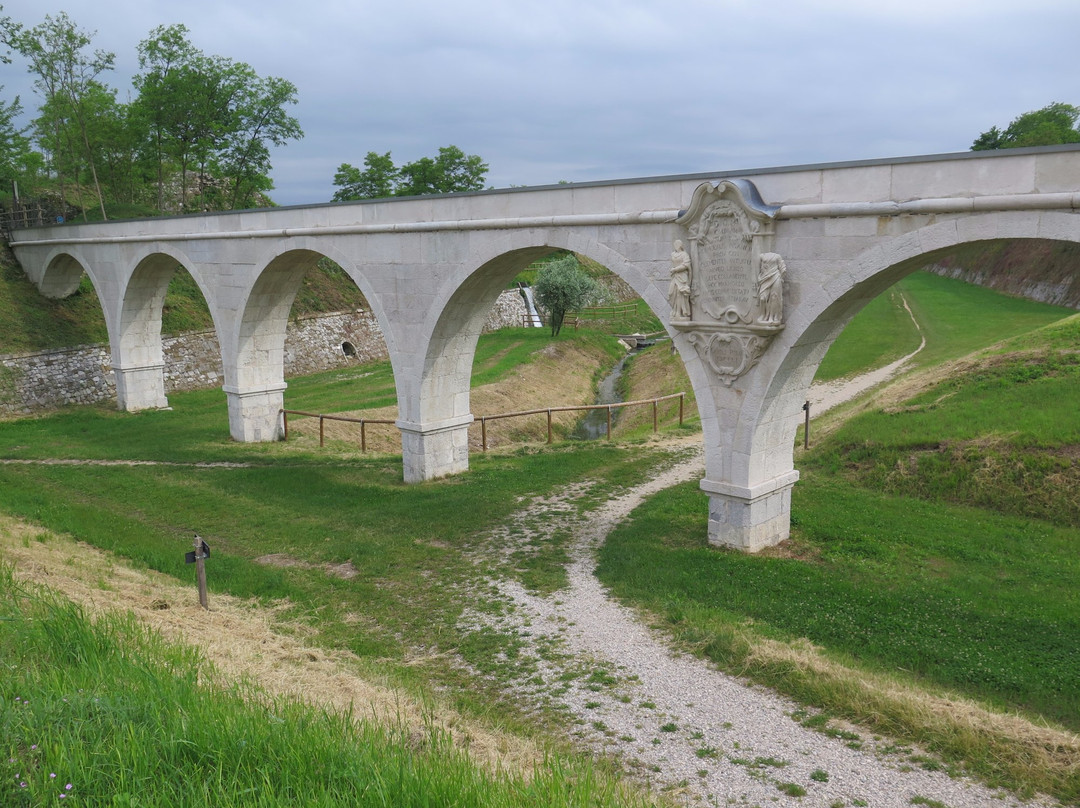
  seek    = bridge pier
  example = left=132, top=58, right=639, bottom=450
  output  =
left=224, top=382, right=287, bottom=442
left=700, top=471, right=799, bottom=552
left=114, top=363, right=169, bottom=411
left=396, top=414, right=473, bottom=482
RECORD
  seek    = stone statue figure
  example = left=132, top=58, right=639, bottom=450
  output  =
left=757, top=252, right=786, bottom=324
left=668, top=239, right=692, bottom=321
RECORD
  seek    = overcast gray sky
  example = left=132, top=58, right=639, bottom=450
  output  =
left=2, top=0, right=1078, bottom=206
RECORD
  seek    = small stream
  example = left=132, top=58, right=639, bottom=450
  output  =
left=571, top=352, right=632, bottom=440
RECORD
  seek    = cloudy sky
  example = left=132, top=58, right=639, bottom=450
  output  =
left=2, top=0, right=1078, bottom=206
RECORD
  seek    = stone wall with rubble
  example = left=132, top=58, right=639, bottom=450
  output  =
left=0, top=289, right=530, bottom=416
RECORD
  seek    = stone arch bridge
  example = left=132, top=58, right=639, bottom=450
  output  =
left=9, top=145, right=1080, bottom=551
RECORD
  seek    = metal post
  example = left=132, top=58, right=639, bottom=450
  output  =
left=482, top=417, right=488, bottom=451
left=802, top=400, right=810, bottom=449
left=679, top=393, right=684, bottom=426
left=361, top=420, right=367, bottom=452
left=652, top=399, right=658, bottom=433
left=547, top=410, right=553, bottom=444
left=606, top=406, right=612, bottom=441
left=282, top=410, right=288, bottom=441
left=193, top=534, right=208, bottom=610
left=319, top=416, right=325, bottom=447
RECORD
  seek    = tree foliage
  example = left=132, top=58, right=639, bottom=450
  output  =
left=972, top=102, right=1080, bottom=151
left=2, top=11, right=115, bottom=218
left=132, top=24, right=302, bottom=212
left=533, top=254, right=602, bottom=336
left=332, top=145, right=488, bottom=201
left=0, top=12, right=303, bottom=216
left=332, top=151, right=398, bottom=201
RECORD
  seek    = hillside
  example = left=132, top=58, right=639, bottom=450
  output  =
left=928, top=239, right=1080, bottom=309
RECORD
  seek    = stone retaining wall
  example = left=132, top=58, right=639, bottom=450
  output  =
left=0, top=289, right=529, bottom=416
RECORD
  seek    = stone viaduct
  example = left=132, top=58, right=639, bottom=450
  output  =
left=8, top=145, right=1080, bottom=551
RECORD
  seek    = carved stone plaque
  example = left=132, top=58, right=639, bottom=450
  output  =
left=692, top=200, right=756, bottom=323
left=671, top=180, right=785, bottom=386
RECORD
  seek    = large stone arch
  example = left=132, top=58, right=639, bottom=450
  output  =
left=36, top=250, right=93, bottom=300
left=114, top=247, right=218, bottom=412
left=225, top=240, right=388, bottom=442
left=728, top=209, right=1080, bottom=550
left=400, top=223, right=685, bottom=482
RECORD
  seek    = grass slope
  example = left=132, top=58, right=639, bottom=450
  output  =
left=0, top=569, right=644, bottom=808
left=600, top=310, right=1080, bottom=802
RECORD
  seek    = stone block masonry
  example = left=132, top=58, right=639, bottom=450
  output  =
left=0, top=290, right=529, bottom=416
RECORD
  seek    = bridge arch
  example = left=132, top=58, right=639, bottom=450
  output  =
left=729, top=210, right=1080, bottom=550
left=400, top=226, right=686, bottom=481
left=37, top=250, right=94, bottom=300
left=225, top=239, right=390, bottom=442
left=114, top=247, right=219, bottom=412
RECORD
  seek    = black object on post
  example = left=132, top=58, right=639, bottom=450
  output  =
left=185, top=534, right=210, bottom=609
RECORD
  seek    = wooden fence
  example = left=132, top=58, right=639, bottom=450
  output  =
left=280, top=391, right=685, bottom=453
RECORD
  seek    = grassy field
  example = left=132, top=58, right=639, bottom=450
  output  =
left=1, top=270, right=1078, bottom=804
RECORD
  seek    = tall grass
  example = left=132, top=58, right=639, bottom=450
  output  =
left=0, top=568, right=646, bottom=808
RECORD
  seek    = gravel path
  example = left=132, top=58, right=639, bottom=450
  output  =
left=459, top=449, right=1059, bottom=807
left=807, top=292, right=925, bottom=416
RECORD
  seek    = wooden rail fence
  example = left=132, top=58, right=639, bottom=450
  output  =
left=280, top=391, right=685, bottom=453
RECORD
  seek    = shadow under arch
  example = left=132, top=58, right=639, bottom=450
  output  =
left=747, top=211, right=1080, bottom=499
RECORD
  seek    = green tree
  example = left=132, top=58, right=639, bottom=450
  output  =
left=0, top=91, right=31, bottom=184
left=133, top=23, right=302, bottom=213
left=132, top=23, right=201, bottom=211
left=972, top=102, right=1080, bottom=150
left=331, top=145, right=488, bottom=201
left=332, top=151, right=398, bottom=201
left=215, top=71, right=302, bottom=209
left=533, top=254, right=602, bottom=336
left=3, top=11, right=115, bottom=219
left=397, top=145, right=488, bottom=196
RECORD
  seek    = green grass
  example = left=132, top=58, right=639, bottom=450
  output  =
left=816, top=272, right=1074, bottom=382
left=815, top=284, right=923, bottom=381
left=0, top=569, right=646, bottom=808
left=0, top=357, right=676, bottom=719
left=598, top=298, right=1080, bottom=802
left=804, top=337, right=1080, bottom=525
left=597, top=476, right=1080, bottom=727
